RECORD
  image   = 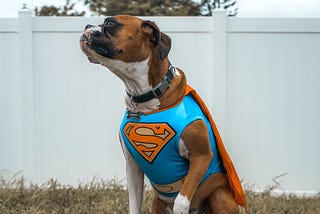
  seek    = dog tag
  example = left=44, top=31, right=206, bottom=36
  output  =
left=126, top=111, right=141, bottom=120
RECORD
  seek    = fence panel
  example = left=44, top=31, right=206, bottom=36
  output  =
left=226, top=20, right=320, bottom=193
left=0, top=10, right=319, bottom=194
left=0, top=25, right=21, bottom=174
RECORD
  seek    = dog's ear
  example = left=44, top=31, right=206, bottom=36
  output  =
left=141, top=20, right=171, bottom=60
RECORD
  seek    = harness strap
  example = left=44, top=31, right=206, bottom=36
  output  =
left=151, top=178, right=185, bottom=195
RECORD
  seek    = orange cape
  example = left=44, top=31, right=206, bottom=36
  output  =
left=185, top=85, right=247, bottom=209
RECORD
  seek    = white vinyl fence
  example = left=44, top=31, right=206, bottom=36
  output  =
left=1, top=9, right=320, bottom=194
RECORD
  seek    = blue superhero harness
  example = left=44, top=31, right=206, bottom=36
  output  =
left=120, top=94, right=224, bottom=197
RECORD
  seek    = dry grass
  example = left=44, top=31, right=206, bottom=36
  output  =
left=0, top=174, right=319, bottom=214
left=243, top=188, right=320, bottom=214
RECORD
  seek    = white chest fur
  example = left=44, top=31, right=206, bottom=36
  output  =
left=98, top=56, right=161, bottom=112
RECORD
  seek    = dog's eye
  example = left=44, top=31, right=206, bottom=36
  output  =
left=104, top=19, right=116, bottom=27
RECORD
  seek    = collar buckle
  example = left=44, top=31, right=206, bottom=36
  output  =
left=152, top=74, right=171, bottom=98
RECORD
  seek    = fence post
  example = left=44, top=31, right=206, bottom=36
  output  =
left=212, top=9, right=227, bottom=140
left=18, top=9, right=36, bottom=179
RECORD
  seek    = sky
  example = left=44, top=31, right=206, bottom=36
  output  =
left=0, top=0, right=320, bottom=17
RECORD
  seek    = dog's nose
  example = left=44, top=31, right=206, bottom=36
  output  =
left=84, top=24, right=94, bottom=30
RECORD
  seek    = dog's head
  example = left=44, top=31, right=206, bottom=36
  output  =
left=80, top=15, right=171, bottom=65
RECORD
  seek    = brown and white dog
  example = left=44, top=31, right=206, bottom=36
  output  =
left=80, top=15, right=245, bottom=214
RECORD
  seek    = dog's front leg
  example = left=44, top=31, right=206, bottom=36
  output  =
left=120, top=136, right=144, bottom=214
left=173, top=120, right=213, bottom=214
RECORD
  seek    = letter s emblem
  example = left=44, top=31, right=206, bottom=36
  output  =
left=123, top=122, right=176, bottom=163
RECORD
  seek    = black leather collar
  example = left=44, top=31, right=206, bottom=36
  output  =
left=126, top=65, right=175, bottom=103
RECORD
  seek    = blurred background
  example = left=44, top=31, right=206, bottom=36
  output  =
left=1, top=0, right=320, bottom=196
left=1, top=0, right=320, bottom=17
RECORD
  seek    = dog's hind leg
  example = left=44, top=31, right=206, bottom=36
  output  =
left=152, top=194, right=173, bottom=214
left=208, top=185, right=239, bottom=214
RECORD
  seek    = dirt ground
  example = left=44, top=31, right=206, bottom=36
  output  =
left=0, top=176, right=319, bottom=213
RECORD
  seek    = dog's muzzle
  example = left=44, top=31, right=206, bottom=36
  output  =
left=80, top=25, right=116, bottom=59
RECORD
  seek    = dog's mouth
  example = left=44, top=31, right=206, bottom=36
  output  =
left=80, top=30, right=117, bottom=63
left=80, top=32, right=115, bottom=61
left=80, top=34, right=90, bottom=46
left=79, top=34, right=98, bottom=64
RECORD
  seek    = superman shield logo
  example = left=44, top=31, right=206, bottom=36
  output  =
left=123, top=122, right=176, bottom=163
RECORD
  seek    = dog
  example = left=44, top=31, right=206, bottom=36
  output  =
left=80, top=15, right=246, bottom=214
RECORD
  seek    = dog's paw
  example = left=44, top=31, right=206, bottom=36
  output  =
left=173, top=193, right=190, bottom=214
